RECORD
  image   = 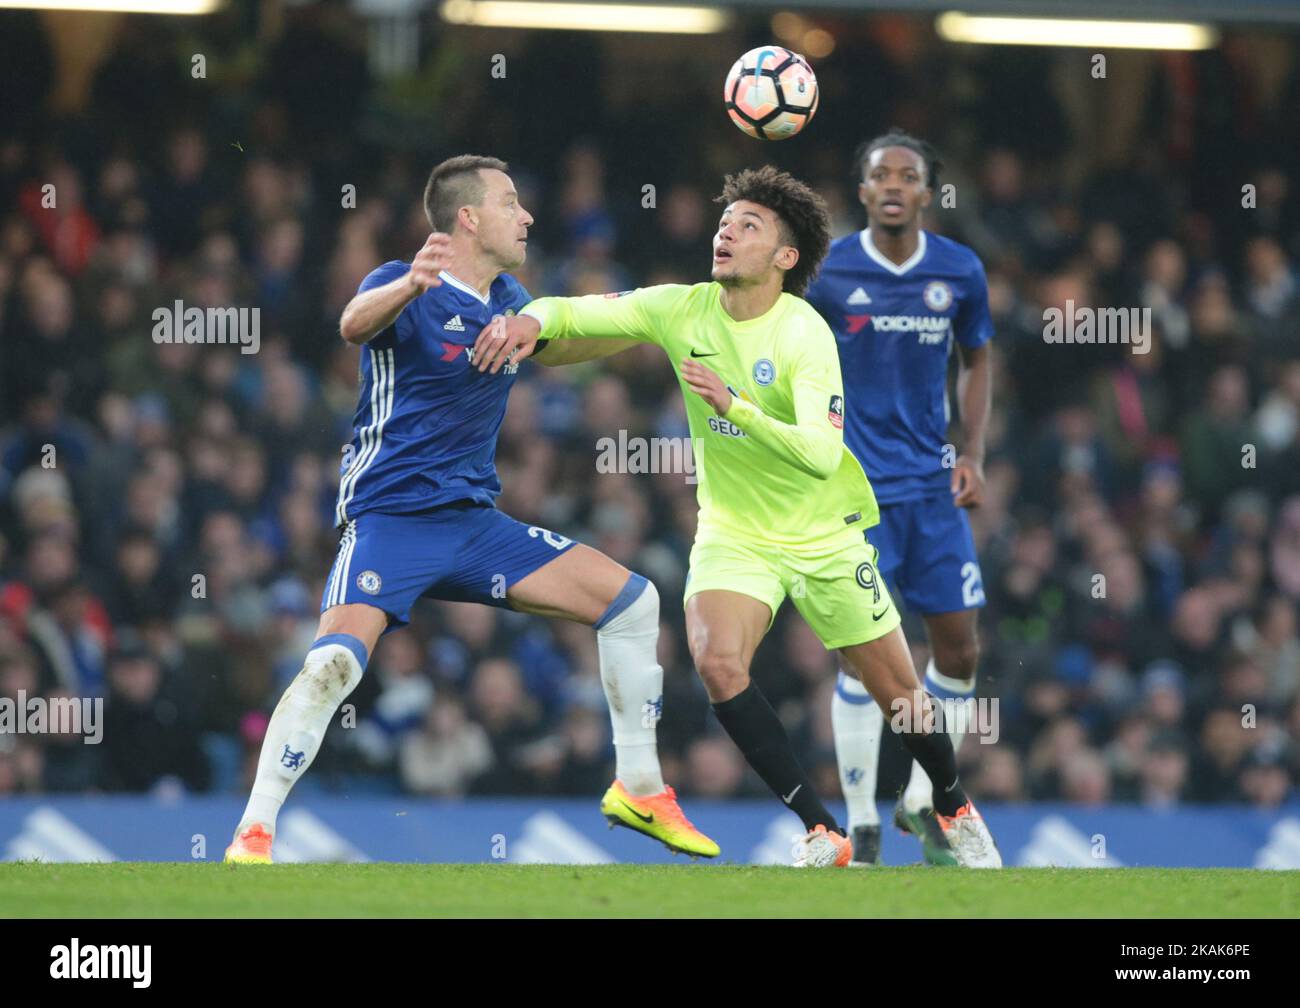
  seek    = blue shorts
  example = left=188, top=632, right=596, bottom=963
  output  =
left=867, top=493, right=985, bottom=615
left=321, top=502, right=578, bottom=629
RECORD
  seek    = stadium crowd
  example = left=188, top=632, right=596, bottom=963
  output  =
left=1, top=7, right=1298, bottom=809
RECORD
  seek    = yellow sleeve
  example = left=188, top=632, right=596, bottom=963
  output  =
left=520, top=287, right=683, bottom=346
left=721, top=314, right=845, bottom=480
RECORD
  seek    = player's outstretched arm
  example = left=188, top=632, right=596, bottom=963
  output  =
left=470, top=314, right=640, bottom=371
left=474, top=288, right=667, bottom=373
left=474, top=288, right=666, bottom=373
left=340, top=233, right=451, bottom=345
left=532, top=337, right=641, bottom=367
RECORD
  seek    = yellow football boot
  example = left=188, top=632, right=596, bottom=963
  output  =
left=600, top=780, right=720, bottom=859
left=224, top=823, right=274, bottom=864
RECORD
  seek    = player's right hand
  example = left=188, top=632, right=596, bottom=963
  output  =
left=406, top=233, right=452, bottom=293
left=951, top=454, right=986, bottom=508
left=474, top=313, right=541, bottom=374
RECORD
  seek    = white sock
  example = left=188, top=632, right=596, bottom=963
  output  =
left=238, top=639, right=366, bottom=837
left=596, top=575, right=665, bottom=796
left=902, top=659, right=975, bottom=813
left=832, top=670, right=883, bottom=828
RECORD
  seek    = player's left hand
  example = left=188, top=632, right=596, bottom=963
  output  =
left=681, top=359, right=731, bottom=415
left=951, top=454, right=985, bottom=508
left=473, top=313, right=540, bottom=374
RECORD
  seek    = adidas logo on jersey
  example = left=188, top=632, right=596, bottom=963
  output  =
left=847, top=287, right=872, bottom=306
left=444, top=315, right=466, bottom=332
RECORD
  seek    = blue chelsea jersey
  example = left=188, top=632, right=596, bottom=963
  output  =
left=334, top=262, right=532, bottom=526
left=806, top=229, right=993, bottom=504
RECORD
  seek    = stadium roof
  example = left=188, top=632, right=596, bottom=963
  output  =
left=769, top=0, right=1300, bottom=24
left=378, top=0, right=1300, bottom=25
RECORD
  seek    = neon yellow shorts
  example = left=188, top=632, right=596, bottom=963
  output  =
left=684, top=528, right=902, bottom=649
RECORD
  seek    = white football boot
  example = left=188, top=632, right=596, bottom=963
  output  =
left=935, top=802, right=1002, bottom=868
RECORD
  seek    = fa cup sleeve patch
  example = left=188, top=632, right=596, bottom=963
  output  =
left=828, top=394, right=844, bottom=429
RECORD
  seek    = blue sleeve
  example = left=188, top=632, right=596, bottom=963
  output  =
left=955, top=257, right=993, bottom=349
left=357, top=260, right=416, bottom=345
left=358, top=260, right=409, bottom=295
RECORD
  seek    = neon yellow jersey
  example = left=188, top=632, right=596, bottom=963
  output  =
left=522, top=283, right=880, bottom=546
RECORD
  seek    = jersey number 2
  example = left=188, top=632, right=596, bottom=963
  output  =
left=529, top=526, right=573, bottom=550
left=961, top=562, right=985, bottom=607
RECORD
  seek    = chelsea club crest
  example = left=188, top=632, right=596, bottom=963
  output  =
left=923, top=281, right=953, bottom=311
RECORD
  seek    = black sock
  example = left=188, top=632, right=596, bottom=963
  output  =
left=712, top=682, right=842, bottom=834
left=898, top=723, right=968, bottom=817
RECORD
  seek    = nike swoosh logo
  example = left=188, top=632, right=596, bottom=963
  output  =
left=690, top=349, right=718, bottom=358
left=782, top=785, right=801, bottom=804
left=872, top=610, right=887, bottom=621
left=620, top=801, right=654, bottom=824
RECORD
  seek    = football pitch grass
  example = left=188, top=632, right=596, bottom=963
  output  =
left=1, top=863, right=1296, bottom=917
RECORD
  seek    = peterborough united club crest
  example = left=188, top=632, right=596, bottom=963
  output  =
left=357, top=570, right=383, bottom=595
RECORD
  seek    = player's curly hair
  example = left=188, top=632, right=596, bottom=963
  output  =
left=424, top=154, right=509, bottom=233
left=853, top=128, right=943, bottom=191
left=715, top=165, right=830, bottom=297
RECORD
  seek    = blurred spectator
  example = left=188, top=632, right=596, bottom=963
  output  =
left=1059, top=748, right=1111, bottom=805
left=468, top=658, right=545, bottom=794
left=1237, top=738, right=1294, bottom=807
left=1189, top=707, right=1254, bottom=802
left=399, top=694, right=493, bottom=797
left=966, top=747, right=1027, bottom=803
left=1180, top=366, right=1253, bottom=522
left=350, top=630, right=434, bottom=768
left=99, top=640, right=209, bottom=792
left=684, top=737, right=747, bottom=799
left=1139, top=734, right=1190, bottom=807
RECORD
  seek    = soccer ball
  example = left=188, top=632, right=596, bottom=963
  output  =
left=723, top=46, right=819, bottom=141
